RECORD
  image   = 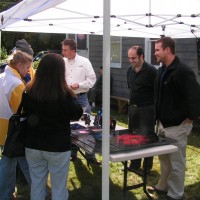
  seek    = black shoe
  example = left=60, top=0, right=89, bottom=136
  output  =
left=166, top=195, right=184, bottom=200
left=71, top=155, right=77, bottom=161
left=127, top=165, right=143, bottom=176
left=128, top=165, right=152, bottom=175
left=146, top=168, right=152, bottom=175
left=128, top=162, right=140, bottom=170
left=88, top=158, right=101, bottom=165
left=147, top=186, right=168, bottom=194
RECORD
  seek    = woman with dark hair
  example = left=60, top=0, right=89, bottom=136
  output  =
left=22, top=53, right=83, bottom=200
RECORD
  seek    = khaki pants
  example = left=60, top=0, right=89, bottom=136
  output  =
left=156, top=121, right=193, bottom=199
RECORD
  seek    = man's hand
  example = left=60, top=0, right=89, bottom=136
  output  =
left=70, top=83, right=79, bottom=90
left=183, top=118, right=193, bottom=124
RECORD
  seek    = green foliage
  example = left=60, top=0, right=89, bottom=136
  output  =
left=0, top=47, right=8, bottom=64
left=1, top=2, right=65, bottom=67
left=1, top=32, right=66, bottom=56
left=33, top=60, right=39, bottom=70
left=0, top=0, right=17, bottom=12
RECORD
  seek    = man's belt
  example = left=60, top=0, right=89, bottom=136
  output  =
left=77, top=92, right=86, bottom=96
left=131, top=104, right=153, bottom=108
left=132, top=104, right=139, bottom=108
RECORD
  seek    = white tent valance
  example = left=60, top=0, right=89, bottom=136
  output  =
left=1, top=0, right=200, bottom=38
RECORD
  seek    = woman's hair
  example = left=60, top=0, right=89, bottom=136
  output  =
left=7, top=50, right=32, bottom=68
left=26, top=53, right=75, bottom=102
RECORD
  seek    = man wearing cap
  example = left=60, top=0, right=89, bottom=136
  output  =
left=0, top=39, right=35, bottom=82
left=14, top=39, right=35, bottom=83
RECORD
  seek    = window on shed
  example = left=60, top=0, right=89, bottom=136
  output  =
left=110, top=36, right=122, bottom=68
left=77, top=34, right=87, bottom=50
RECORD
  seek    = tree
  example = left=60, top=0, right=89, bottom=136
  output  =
left=0, top=1, right=66, bottom=56
left=0, top=0, right=21, bottom=12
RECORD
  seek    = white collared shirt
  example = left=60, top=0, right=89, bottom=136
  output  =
left=64, top=54, right=96, bottom=94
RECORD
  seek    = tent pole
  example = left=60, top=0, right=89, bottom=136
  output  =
left=102, top=0, right=110, bottom=199
left=0, top=31, right=1, bottom=61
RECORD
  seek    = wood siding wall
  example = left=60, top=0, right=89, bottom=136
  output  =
left=89, top=35, right=199, bottom=98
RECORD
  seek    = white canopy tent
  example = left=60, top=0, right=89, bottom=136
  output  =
left=1, top=0, right=200, bottom=38
left=1, top=0, right=200, bottom=199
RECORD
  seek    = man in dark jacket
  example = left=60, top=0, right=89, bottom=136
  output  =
left=150, top=37, right=199, bottom=200
left=88, top=66, right=113, bottom=108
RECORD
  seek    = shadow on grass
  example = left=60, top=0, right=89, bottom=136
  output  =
left=185, top=181, right=200, bottom=199
left=15, top=184, right=30, bottom=200
left=187, top=131, right=200, bottom=149
left=69, top=157, right=138, bottom=200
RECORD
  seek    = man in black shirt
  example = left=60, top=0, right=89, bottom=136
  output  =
left=88, top=66, right=103, bottom=108
left=127, top=46, right=157, bottom=173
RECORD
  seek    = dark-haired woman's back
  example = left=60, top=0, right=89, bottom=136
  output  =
left=23, top=91, right=82, bottom=152
left=22, top=53, right=83, bottom=200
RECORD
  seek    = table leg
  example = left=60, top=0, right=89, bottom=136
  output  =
left=122, top=161, right=128, bottom=200
left=143, top=158, right=153, bottom=200
left=122, top=158, right=153, bottom=200
left=78, top=148, right=90, bottom=167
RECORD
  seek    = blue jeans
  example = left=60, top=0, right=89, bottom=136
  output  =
left=16, top=157, right=32, bottom=185
left=75, top=94, right=95, bottom=159
left=0, top=155, right=31, bottom=200
left=76, top=93, right=91, bottom=113
left=11, top=157, right=31, bottom=197
left=25, top=148, right=71, bottom=200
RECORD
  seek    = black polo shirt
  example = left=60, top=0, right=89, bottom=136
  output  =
left=127, top=61, right=157, bottom=106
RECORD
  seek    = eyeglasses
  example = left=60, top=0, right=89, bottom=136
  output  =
left=128, top=57, right=136, bottom=60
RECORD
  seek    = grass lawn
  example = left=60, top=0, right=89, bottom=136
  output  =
left=4, top=109, right=200, bottom=200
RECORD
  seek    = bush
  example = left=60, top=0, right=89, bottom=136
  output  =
left=0, top=47, right=8, bottom=64
left=33, top=60, right=39, bottom=70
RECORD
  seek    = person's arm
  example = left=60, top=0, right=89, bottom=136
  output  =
left=183, top=118, right=193, bottom=124
left=9, top=84, right=25, bottom=113
left=127, top=67, right=131, bottom=89
left=78, top=60, right=96, bottom=89
left=178, top=66, right=200, bottom=120
left=66, top=95, right=83, bottom=120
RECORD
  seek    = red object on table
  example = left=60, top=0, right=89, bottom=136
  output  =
left=117, top=134, right=152, bottom=145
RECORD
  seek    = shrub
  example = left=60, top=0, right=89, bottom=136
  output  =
left=0, top=47, right=8, bottom=64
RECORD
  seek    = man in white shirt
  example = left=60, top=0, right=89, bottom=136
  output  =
left=62, top=38, right=100, bottom=165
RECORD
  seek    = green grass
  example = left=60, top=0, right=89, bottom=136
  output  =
left=6, top=109, right=200, bottom=199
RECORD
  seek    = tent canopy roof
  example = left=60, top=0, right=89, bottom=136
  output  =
left=1, top=0, right=200, bottom=38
